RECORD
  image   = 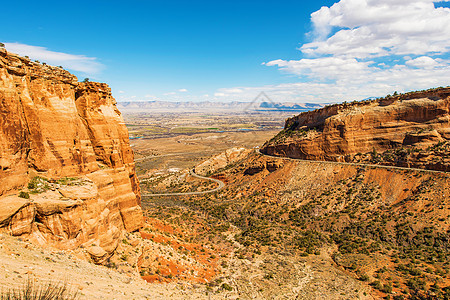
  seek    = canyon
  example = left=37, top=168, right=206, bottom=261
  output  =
left=1, top=48, right=449, bottom=299
left=137, top=88, right=450, bottom=299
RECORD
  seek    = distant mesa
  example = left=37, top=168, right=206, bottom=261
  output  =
left=258, top=101, right=323, bottom=111
left=117, top=100, right=324, bottom=113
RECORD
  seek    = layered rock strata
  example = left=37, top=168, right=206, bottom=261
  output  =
left=0, top=48, right=142, bottom=262
left=261, top=87, right=450, bottom=167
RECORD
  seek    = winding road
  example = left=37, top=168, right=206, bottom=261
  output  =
left=139, top=148, right=448, bottom=197
left=257, top=149, right=449, bottom=175
left=141, top=169, right=225, bottom=197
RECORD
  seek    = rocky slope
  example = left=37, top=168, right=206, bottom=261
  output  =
left=261, top=87, right=450, bottom=170
left=194, top=147, right=252, bottom=176
left=172, top=149, right=450, bottom=298
left=0, top=48, right=142, bottom=262
left=0, top=232, right=215, bottom=299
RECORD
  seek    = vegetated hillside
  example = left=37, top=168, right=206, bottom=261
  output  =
left=168, top=150, right=450, bottom=299
left=0, top=48, right=142, bottom=262
left=261, top=87, right=450, bottom=172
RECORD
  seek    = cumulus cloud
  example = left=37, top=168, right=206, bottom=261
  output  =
left=4, top=42, right=104, bottom=75
left=265, top=57, right=373, bottom=81
left=254, top=0, right=450, bottom=103
left=304, top=0, right=450, bottom=58
left=405, top=56, right=443, bottom=68
left=178, top=88, right=188, bottom=92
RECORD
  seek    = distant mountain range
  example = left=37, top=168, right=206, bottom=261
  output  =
left=116, top=101, right=324, bottom=113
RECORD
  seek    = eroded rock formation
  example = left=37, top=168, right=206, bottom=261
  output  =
left=261, top=87, right=450, bottom=167
left=194, top=147, right=252, bottom=176
left=0, top=48, right=142, bottom=262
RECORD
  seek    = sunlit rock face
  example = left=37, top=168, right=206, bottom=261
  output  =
left=262, top=87, right=450, bottom=163
left=0, top=48, right=142, bottom=262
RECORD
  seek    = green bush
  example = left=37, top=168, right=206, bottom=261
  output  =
left=359, top=274, right=369, bottom=281
left=56, top=177, right=78, bottom=186
left=27, top=177, right=50, bottom=194
left=380, top=283, right=393, bottom=294
left=18, top=191, right=30, bottom=199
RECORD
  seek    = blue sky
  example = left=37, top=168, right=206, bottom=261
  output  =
left=2, top=0, right=450, bottom=103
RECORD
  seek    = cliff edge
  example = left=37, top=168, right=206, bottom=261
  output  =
left=261, top=87, right=450, bottom=171
left=0, top=48, right=142, bottom=262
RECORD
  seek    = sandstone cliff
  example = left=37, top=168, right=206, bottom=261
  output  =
left=0, top=48, right=142, bottom=262
left=261, top=87, right=450, bottom=170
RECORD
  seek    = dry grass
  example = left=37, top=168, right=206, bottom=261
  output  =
left=1, top=278, right=78, bottom=300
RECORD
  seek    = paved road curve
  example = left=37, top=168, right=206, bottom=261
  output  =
left=257, top=149, right=449, bottom=175
left=141, top=169, right=225, bottom=197
left=140, top=148, right=448, bottom=197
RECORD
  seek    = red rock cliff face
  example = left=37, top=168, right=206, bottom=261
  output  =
left=261, top=88, right=450, bottom=162
left=0, top=48, right=142, bottom=262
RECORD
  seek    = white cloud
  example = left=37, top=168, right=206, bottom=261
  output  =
left=178, top=88, right=188, bottom=92
left=305, top=0, right=450, bottom=58
left=212, top=60, right=449, bottom=103
left=265, top=57, right=373, bottom=81
left=4, top=42, right=104, bottom=75
left=223, top=88, right=244, bottom=93
left=405, top=56, right=443, bottom=68
left=257, top=0, right=450, bottom=103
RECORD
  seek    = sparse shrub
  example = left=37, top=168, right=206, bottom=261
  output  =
left=380, top=283, right=393, bottom=294
left=406, top=277, right=425, bottom=290
left=1, top=277, right=78, bottom=300
left=27, top=177, right=50, bottom=194
left=371, top=280, right=383, bottom=290
left=19, top=191, right=30, bottom=199
left=220, top=283, right=233, bottom=291
left=359, top=274, right=369, bottom=281
left=56, top=177, right=78, bottom=186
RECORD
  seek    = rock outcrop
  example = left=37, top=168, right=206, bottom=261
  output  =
left=0, top=48, right=142, bottom=262
left=194, top=147, right=252, bottom=176
left=261, top=87, right=450, bottom=167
